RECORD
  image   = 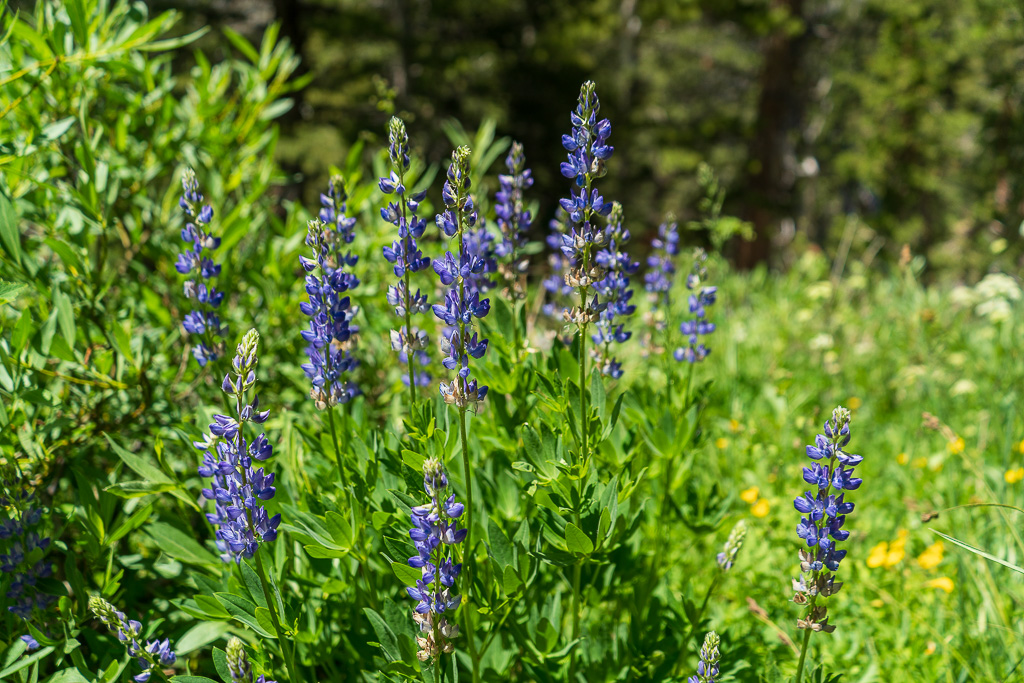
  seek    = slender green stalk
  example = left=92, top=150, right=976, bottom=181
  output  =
left=254, top=548, right=301, bottom=683
left=512, top=301, right=522, bottom=360
left=459, top=408, right=480, bottom=683
left=794, top=626, right=813, bottom=682
left=433, top=622, right=442, bottom=683
left=570, top=318, right=588, bottom=683
left=326, top=406, right=348, bottom=488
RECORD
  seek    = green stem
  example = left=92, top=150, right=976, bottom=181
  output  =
left=459, top=408, right=480, bottom=683
left=794, top=626, right=813, bottom=683
left=326, top=406, right=348, bottom=488
left=570, top=319, right=588, bottom=682
left=255, top=548, right=301, bottom=683
left=512, top=300, right=522, bottom=360
left=433, top=622, right=442, bottom=683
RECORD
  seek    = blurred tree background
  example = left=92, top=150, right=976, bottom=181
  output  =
left=142, top=0, right=1024, bottom=276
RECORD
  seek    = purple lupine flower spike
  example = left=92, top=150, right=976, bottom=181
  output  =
left=177, top=168, right=226, bottom=367
left=1, top=484, right=54, bottom=629
left=300, top=176, right=360, bottom=409
left=405, top=458, right=465, bottom=661
left=380, top=117, right=432, bottom=389
left=687, top=631, right=721, bottom=683
left=89, top=597, right=176, bottom=682
left=494, top=141, right=533, bottom=301
left=674, top=248, right=716, bottom=363
left=432, top=146, right=489, bottom=407
left=591, top=201, right=638, bottom=378
left=558, top=80, right=614, bottom=328
left=226, top=636, right=277, bottom=683
left=194, top=330, right=281, bottom=563
left=792, top=406, right=860, bottom=634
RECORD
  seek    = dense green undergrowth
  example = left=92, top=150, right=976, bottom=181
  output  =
left=2, top=2, right=1024, bottom=683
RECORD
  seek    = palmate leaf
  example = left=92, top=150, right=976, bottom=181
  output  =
left=932, top=530, right=1024, bottom=575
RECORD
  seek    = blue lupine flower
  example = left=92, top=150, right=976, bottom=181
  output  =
left=542, top=209, right=574, bottom=319
left=177, top=169, right=226, bottom=367
left=558, top=81, right=613, bottom=327
left=462, top=218, right=497, bottom=297
left=0, top=492, right=54, bottom=626
left=792, top=406, right=860, bottom=633
left=674, top=249, right=716, bottom=363
left=19, top=635, right=39, bottom=651
left=494, top=141, right=533, bottom=299
left=89, top=597, right=176, bottom=683
left=432, top=146, right=489, bottom=407
left=300, top=177, right=361, bottom=410
left=644, top=219, right=680, bottom=313
left=405, top=458, right=465, bottom=661
left=194, top=330, right=280, bottom=564
left=226, top=636, right=277, bottom=683
left=591, top=202, right=638, bottom=378
left=688, top=631, right=720, bottom=683
left=380, top=117, right=432, bottom=388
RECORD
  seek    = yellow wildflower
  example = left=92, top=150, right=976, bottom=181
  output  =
left=925, top=642, right=937, bottom=655
left=948, top=437, right=965, bottom=455
left=912, top=457, right=929, bottom=469
left=1005, top=467, right=1024, bottom=484
left=917, top=541, right=944, bottom=570
left=870, top=599, right=884, bottom=608
left=1017, top=438, right=1024, bottom=454
left=847, top=397, right=862, bottom=410
left=729, top=419, right=741, bottom=433
left=867, top=542, right=889, bottom=568
left=926, top=576, right=954, bottom=593
left=751, top=498, right=770, bottom=518
left=896, top=452, right=909, bottom=465
left=715, top=438, right=729, bottom=450
left=740, top=486, right=759, bottom=504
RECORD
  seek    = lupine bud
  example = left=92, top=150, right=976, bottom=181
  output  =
left=688, top=631, right=721, bottom=683
left=716, top=519, right=747, bottom=571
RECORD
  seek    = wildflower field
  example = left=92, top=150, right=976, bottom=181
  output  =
left=2, top=2, right=1024, bottom=682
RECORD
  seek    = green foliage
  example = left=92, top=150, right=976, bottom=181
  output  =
left=2, top=2, right=1024, bottom=683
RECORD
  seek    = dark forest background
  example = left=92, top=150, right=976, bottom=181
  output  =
left=144, top=0, right=1024, bottom=276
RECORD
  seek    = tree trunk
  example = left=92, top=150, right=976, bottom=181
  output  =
left=737, top=0, right=806, bottom=269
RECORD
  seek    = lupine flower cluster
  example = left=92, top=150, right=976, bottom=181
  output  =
left=591, top=201, right=638, bottom=378
left=494, top=141, right=533, bottom=300
left=405, top=458, right=466, bottom=661
left=462, top=216, right=497, bottom=297
left=89, top=597, right=176, bottom=683
left=688, top=631, right=721, bottom=683
left=194, top=330, right=280, bottom=563
left=792, top=406, right=862, bottom=633
left=674, top=249, right=716, bottom=363
left=558, top=80, right=614, bottom=327
left=716, top=518, right=747, bottom=572
left=433, top=146, right=490, bottom=407
left=1, top=472, right=54, bottom=629
left=299, top=176, right=360, bottom=409
left=542, top=209, right=575, bottom=320
left=176, top=169, right=226, bottom=367
left=644, top=219, right=680, bottom=316
left=380, top=117, right=433, bottom=389
left=226, top=636, right=277, bottom=683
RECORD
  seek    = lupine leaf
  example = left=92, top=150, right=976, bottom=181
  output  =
left=564, top=522, right=593, bottom=555
left=363, top=608, right=400, bottom=662
left=146, top=522, right=218, bottom=566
